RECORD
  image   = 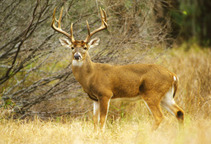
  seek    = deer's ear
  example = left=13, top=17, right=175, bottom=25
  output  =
left=59, top=37, right=71, bottom=48
left=88, top=37, right=100, bottom=49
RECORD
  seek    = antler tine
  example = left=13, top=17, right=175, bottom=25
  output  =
left=57, top=7, right=63, bottom=28
left=51, top=7, right=75, bottom=43
left=101, top=8, right=107, bottom=26
left=84, top=8, right=107, bottom=43
left=70, top=23, right=75, bottom=42
left=86, top=20, right=91, bottom=36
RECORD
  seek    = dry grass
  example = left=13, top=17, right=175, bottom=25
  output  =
left=0, top=117, right=211, bottom=144
left=0, top=46, right=211, bottom=144
left=164, top=45, right=211, bottom=118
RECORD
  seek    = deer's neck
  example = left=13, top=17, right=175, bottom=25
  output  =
left=71, top=54, right=94, bottom=86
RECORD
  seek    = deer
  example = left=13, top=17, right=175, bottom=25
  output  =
left=51, top=7, right=184, bottom=131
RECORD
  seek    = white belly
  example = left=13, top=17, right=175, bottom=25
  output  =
left=111, top=96, right=142, bottom=102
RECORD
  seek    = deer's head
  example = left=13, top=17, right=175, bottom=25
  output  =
left=51, top=7, right=107, bottom=65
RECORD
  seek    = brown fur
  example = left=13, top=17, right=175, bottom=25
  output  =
left=71, top=51, right=184, bottom=131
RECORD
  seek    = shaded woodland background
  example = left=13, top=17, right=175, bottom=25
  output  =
left=0, top=0, right=210, bottom=120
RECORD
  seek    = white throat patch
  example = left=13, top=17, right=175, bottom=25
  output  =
left=72, top=60, right=83, bottom=67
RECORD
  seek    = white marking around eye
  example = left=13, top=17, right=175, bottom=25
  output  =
left=72, top=60, right=83, bottom=67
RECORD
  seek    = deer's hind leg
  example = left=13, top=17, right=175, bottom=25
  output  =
left=143, top=95, right=164, bottom=130
left=161, top=88, right=184, bottom=126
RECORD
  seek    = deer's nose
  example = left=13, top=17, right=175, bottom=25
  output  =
left=74, top=53, right=81, bottom=60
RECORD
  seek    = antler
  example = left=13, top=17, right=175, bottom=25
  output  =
left=84, top=8, right=108, bottom=43
left=51, top=7, right=75, bottom=43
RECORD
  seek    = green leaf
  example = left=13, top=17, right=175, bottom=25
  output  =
left=183, top=11, right=187, bottom=15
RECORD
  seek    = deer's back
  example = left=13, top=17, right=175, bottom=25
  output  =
left=86, top=63, right=174, bottom=99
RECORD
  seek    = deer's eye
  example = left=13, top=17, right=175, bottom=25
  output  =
left=84, top=47, right=88, bottom=50
left=71, top=47, right=74, bottom=50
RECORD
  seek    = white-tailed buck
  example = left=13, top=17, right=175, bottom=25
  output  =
left=51, top=7, right=184, bottom=131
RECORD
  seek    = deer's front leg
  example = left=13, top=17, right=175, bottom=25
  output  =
left=93, top=101, right=100, bottom=131
left=99, top=96, right=111, bottom=131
